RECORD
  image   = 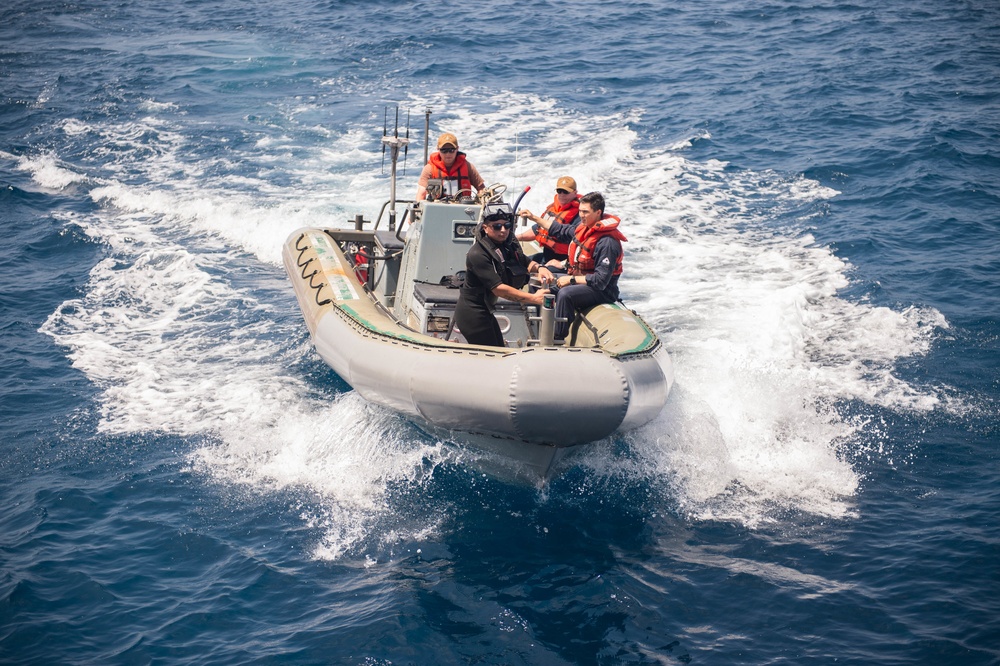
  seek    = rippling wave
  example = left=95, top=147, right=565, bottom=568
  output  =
left=2, top=0, right=998, bottom=663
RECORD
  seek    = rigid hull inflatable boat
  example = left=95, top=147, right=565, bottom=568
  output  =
left=281, top=133, right=673, bottom=479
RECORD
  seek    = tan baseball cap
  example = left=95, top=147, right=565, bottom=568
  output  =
left=437, top=132, right=459, bottom=149
left=556, top=176, right=577, bottom=192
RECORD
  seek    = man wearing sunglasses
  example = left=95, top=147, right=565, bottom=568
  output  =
left=516, top=175, right=581, bottom=264
left=416, top=132, right=486, bottom=201
left=454, top=210, right=555, bottom=347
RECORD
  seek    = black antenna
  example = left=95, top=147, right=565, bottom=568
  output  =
left=403, top=110, right=410, bottom=176
left=423, top=108, right=432, bottom=164
left=381, top=107, right=388, bottom=173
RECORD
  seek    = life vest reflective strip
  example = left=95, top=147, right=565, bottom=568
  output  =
left=568, top=214, right=626, bottom=276
left=533, top=195, right=580, bottom=255
left=428, top=151, right=473, bottom=195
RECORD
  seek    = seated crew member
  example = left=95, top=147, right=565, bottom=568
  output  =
left=454, top=209, right=554, bottom=347
left=549, top=192, right=626, bottom=343
left=516, top=175, right=581, bottom=265
left=415, top=132, right=486, bottom=201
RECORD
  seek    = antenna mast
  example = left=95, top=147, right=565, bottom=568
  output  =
left=423, top=108, right=432, bottom=164
left=381, top=105, right=410, bottom=232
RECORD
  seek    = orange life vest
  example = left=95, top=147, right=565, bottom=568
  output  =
left=427, top=151, right=473, bottom=197
left=533, top=195, right=580, bottom=255
left=568, top=215, right=626, bottom=275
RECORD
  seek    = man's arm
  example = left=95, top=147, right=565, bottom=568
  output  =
left=415, top=163, right=433, bottom=200
left=467, top=162, right=486, bottom=191
left=491, top=259, right=549, bottom=304
left=542, top=218, right=580, bottom=244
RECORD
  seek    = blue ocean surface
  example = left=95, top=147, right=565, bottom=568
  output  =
left=2, top=0, right=999, bottom=663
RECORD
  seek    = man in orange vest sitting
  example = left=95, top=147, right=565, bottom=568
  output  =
left=545, top=192, right=626, bottom=343
left=516, top=175, right=581, bottom=265
left=415, top=132, right=486, bottom=201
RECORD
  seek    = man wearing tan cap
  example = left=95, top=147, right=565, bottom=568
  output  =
left=516, top=175, right=582, bottom=264
left=416, top=132, right=486, bottom=201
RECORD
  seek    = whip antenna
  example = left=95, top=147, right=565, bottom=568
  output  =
left=423, top=108, right=432, bottom=164
left=381, top=107, right=388, bottom=173
left=381, top=105, right=409, bottom=232
left=514, top=128, right=519, bottom=192
left=403, top=110, right=410, bottom=175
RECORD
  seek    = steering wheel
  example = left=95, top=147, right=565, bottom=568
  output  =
left=478, top=183, right=507, bottom=204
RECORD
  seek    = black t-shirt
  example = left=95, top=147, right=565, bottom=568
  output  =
left=460, top=236, right=530, bottom=310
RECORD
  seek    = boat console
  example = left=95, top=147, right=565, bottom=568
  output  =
left=337, top=183, right=570, bottom=347
left=392, top=200, right=536, bottom=345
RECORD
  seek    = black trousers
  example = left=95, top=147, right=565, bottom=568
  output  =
left=454, top=296, right=505, bottom=347
left=554, top=284, right=610, bottom=340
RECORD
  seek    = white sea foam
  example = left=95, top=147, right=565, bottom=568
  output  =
left=39, top=208, right=437, bottom=557
left=138, top=98, right=180, bottom=113
left=403, top=91, right=947, bottom=523
left=33, top=111, right=443, bottom=559
left=37, top=89, right=949, bottom=552
left=11, top=152, right=88, bottom=190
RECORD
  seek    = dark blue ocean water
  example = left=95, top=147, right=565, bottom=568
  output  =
left=2, top=0, right=999, bottom=663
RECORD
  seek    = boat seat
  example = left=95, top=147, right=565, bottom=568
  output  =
left=413, top=281, right=460, bottom=306
left=374, top=229, right=405, bottom=253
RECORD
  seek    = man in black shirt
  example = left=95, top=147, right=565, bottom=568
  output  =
left=454, top=209, right=554, bottom=347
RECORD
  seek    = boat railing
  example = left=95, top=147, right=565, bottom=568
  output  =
left=368, top=199, right=414, bottom=233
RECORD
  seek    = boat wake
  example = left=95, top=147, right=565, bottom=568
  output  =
left=20, top=88, right=952, bottom=555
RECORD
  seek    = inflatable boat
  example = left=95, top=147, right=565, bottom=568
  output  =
left=281, top=131, right=673, bottom=480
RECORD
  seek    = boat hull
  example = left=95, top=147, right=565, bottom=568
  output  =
left=283, top=227, right=673, bottom=462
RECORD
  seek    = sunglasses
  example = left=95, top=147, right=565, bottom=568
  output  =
left=488, top=222, right=513, bottom=231
left=440, top=147, right=457, bottom=154
left=556, top=189, right=571, bottom=195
